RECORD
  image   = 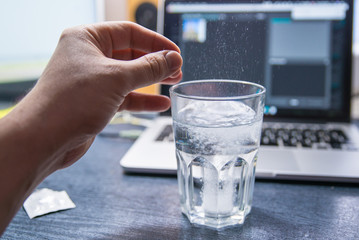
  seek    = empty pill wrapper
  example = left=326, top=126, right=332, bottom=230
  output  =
left=23, top=188, right=76, bottom=219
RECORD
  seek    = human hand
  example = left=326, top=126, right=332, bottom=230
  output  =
left=10, top=21, right=182, bottom=170
left=0, top=22, right=182, bottom=234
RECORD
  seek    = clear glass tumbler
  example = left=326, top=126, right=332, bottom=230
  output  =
left=170, top=80, right=266, bottom=229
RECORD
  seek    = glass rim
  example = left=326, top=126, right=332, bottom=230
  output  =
left=169, top=79, right=266, bottom=101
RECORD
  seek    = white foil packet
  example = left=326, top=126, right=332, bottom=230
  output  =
left=23, top=188, right=76, bottom=219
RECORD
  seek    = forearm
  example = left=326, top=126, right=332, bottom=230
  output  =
left=0, top=119, right=46, bottom=234
left=0, top=91, right=71, bottom=234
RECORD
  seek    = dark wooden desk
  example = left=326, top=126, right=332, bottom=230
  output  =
left=1, top=123, right=359, bottom=240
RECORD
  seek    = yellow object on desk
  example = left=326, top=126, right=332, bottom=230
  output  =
left=134, top=84, right=159, bottom=95
left=0, top=106, right=15, bottom=119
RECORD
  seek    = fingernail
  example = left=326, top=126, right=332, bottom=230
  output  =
left=170, top=69, right=181, bottom=78
left=165, top=51, right=182, bottom=71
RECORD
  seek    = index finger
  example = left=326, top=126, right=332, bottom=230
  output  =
left=84, top=21, right=180, bottom=57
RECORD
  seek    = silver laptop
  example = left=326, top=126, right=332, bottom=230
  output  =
left=121, top=0, right=359, bottom=183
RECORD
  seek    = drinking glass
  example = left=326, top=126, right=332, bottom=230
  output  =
left=170, top=80, right=266, bottom=229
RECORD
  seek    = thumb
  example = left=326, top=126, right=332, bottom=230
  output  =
left=121, top=50, right=182, bottom=91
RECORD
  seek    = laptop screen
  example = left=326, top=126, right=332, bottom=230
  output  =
left=160, top=0, right=353, bottom=122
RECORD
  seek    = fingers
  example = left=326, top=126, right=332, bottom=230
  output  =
left=84, top=22, right=180, bottom=57
left=79, top=22, right=183, bottom=96
left=118, top=92, right=171, bottom=112
left=112, top=48, right=146, bottom=61
left=111, top=49, right=182, bottom=84
left=161, top=69, right=183, bottom=84
left=118, top=50, right=182, bottom=91
left=128, top=23, right=180, bottom=53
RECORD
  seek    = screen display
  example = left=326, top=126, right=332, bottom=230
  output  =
left=162, top=0, right=353, bottom=122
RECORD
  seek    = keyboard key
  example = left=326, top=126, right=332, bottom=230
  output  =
left=330, top=142, right=342, bottom=149
left=301, top=138, right=313, bottom=148
left=316, top=130, right=331, bottom=143
left=342, top=144, right=359, bottom=151
left=283, top=137, right=298, bottom=147
left=329, top=130, right=348, bottom=143
left=261, top=136, right=278, bottom=146
left=316, top=142, right=329, bottom=149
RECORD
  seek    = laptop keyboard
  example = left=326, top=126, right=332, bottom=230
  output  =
left=156, top=125, right=174, bottom=142
left=155, top=123, right=358, bottom=151
left=261, top=123, right=349, bottom=150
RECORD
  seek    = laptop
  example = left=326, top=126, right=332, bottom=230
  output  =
left=120, top=0, right=359, bottom=183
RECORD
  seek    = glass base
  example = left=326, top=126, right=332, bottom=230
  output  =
left=182, top=206, right=251, bottom=229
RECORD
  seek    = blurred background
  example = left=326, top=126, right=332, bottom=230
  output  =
left=0, top=0, right=358, bottom=117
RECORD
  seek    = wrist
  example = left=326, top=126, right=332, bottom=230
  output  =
left=3, top=89, right=74, bottom=172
